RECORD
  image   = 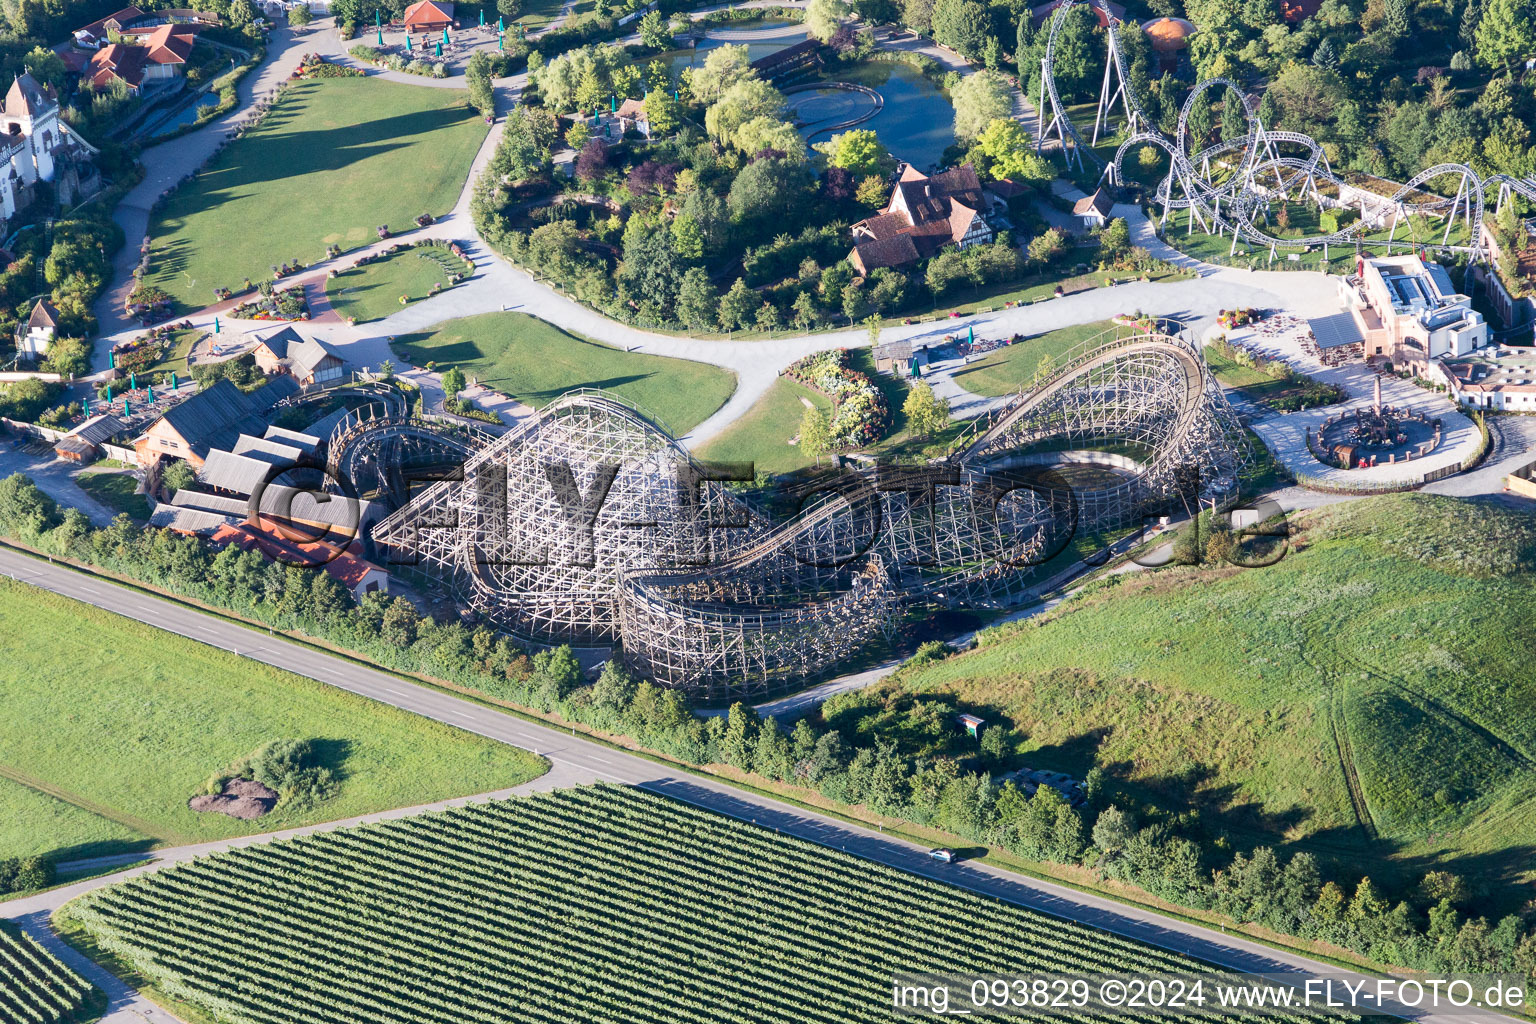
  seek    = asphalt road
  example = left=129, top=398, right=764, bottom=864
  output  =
left=0, top=545, right=1516, bottom=1024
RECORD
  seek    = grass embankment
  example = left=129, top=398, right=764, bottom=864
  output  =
left=390, top=312, right=736, bottom=437
left=888, top=493, right=1536, bottom=912
left=142, top=78, right=487, bottom=310
left=0, top=580, right=546, bottom=860
left=950, top=320, right=1118, bottom=398
left=325, top=245, right=465, bottom=323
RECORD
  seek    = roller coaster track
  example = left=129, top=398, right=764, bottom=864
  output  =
left=1037, top=0, right=1499, bottom=259
left=371, top=327, right=1247, bottom=698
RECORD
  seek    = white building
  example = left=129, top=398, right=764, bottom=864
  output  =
left=15, top=298, right=58, bottom=358
left=1341, top=253, right=1489, bottom=373
left=0, top=74, right=99, bottom=223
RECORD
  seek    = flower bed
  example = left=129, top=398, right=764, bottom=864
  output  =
left=1217, top=307, right=1258, bottom=329
left=782, top=349, right=888, bottom=450
left=296, top=53, right=364, bottom=79
left=232, top=286, right=309, bottom=321
left=348, top=44, right=450, bottom=78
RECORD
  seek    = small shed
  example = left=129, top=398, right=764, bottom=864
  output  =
left=956, top=714, right=985, bottom=738
left=873, top=340, right=914, bottom=374
left=1073, top=187, right=1114, bottom=229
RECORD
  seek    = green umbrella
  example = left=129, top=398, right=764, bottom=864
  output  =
left=497, top=33, right=503, bottom=50
left=443, top=26, right=450, bottom=44
left=406, top=34, right=413, bottom=50
left=479, top=8, right=484, bottom=26
left=436, top=40, right=443, bottom=55
left=497, top=14, right=504, bottom=30
left=377, top=25, right=384, bottom=44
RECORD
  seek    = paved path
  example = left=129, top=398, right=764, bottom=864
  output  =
left=0, top=545, right=1514, bottom=1024
left=89, top=13, right=1366, bottom=452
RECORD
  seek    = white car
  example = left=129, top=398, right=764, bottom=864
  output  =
left=928, top=848, right=956, bottom=864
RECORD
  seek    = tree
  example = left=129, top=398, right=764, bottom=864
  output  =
left=755, top=302, right=783, bottom=333
left=807, top=0, right=850, bottom=41
left=932, top=0, right=992, bottom=58
left=821, top=128, right=893, bottom=178
left=440, top=366, right=467, bottom=398
left=1015, top=12, right=1032, bottom=60
left=718, top=278, right=758, bottom=330
left=799, top=405, right=831, bottom=457
left=735, top=116, right=805, bottom=160
left=690, top=44, right=755, bottom=102
left=638, top=9, right=671, bottom=48
left=1310, top=36, right=1338, bottom=68
left=951, top=70, right=1013, bottom=141
left=973, top=118, right=1037, bottom=181
left=466, top=51, right=496, bottom=118
left=671, top=213, right=705, bottom=260
left=565, top=119, right=591, bottom=152
left=727, top=157, right=814, bottom=228
left=22, top=46, right=66, bottom=88
left=621, top=220, right=687, bottom=318
left=1026, top=227, right=1067, bottom=266
left=855, top=174, right=889, bottom=207
left=228, top=0, right=255, bottom=26
left=791, top=289, right=820, bottom=330
left=676, top=268, right=720, bottom=330
left=902, top=380, right=950, bottom=435
left=498, top=0, right=521, bottom=18
left=162, top=460, right=196, bottom=495
left=1475, top=0, right=1536, bottom=69
left=720, top=702, right=758, bottom=768
left=1097, top=217, right=1131, bottom=263
left=706, top=78, right=787, bottom=145
left=643, top=89, right=681, bottom=137
left=289, top=3, right=313, bottom=26
left=1092, top=805, right=1136, bottom=858
left=575, top=138, right=609, bottom=182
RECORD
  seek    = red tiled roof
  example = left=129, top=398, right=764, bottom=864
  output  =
left=208, top=521, right=385, bottom=591
left=402, top=0, right=455, bottom=28
left=143, top=23, right=196, bottom=64
left=851, top=235, right=920, bottom=272
left=76, top=5, right=147, bottom=40
left=89, top=43, right=148, bottom=89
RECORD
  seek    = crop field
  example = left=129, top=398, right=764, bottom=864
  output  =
left=0, top=924, right=97, bottom=1023
left=892, top=494, right=1536, bottom=909
left=63, top=785, right=1315, bottom=1024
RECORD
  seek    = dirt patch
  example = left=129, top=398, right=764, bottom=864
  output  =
left=188, top=778, right=278, bottom=820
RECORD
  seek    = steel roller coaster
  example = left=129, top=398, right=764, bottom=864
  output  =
left=365, top=325, right=1247, bottom=699
left=1035, top=0, right=1536, bottom=261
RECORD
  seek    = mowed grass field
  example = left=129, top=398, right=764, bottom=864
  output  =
left=892, top=495, right=1536, bottom=909
left=143, top=78, right=487, bottom=309
left=950, top=320, right=1116, bottom=398
left=695, top=374, right=831, bottom=476
left=75, top=472, right=148, bottom=522
left=0, top=580, right=545, bottom=858
left=325, top=245, right=465, bottom=322
left=391, top=313, right=736, bottom=437
left=63, top=785, right=1292, bottom=1024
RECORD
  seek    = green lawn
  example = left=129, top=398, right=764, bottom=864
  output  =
left=143, top=78, right=487, bottom=310
left=75, top=472, right=148, bottom=522
left=890, top=494, right=1536, bottom=911
left=0, top=580, right=545, bottom=859
left=950, top=320, right=1117, bottom=398
left=391, top=312, right=736, bottom=437
left=695, top=375, right=831, bottom=476
left=143, top=329, right=202, bottom=376
left=325, top=245, right=465, bottom=323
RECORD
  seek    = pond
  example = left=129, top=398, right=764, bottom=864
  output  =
left=650, top=19, right=809, bottom=79
left=151, top=94, right=220, bottom=138
left=789, top=62, right=956, bottom=173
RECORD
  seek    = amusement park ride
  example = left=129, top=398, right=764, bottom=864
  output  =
left=1035, top=0, right=1536, bottom=262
